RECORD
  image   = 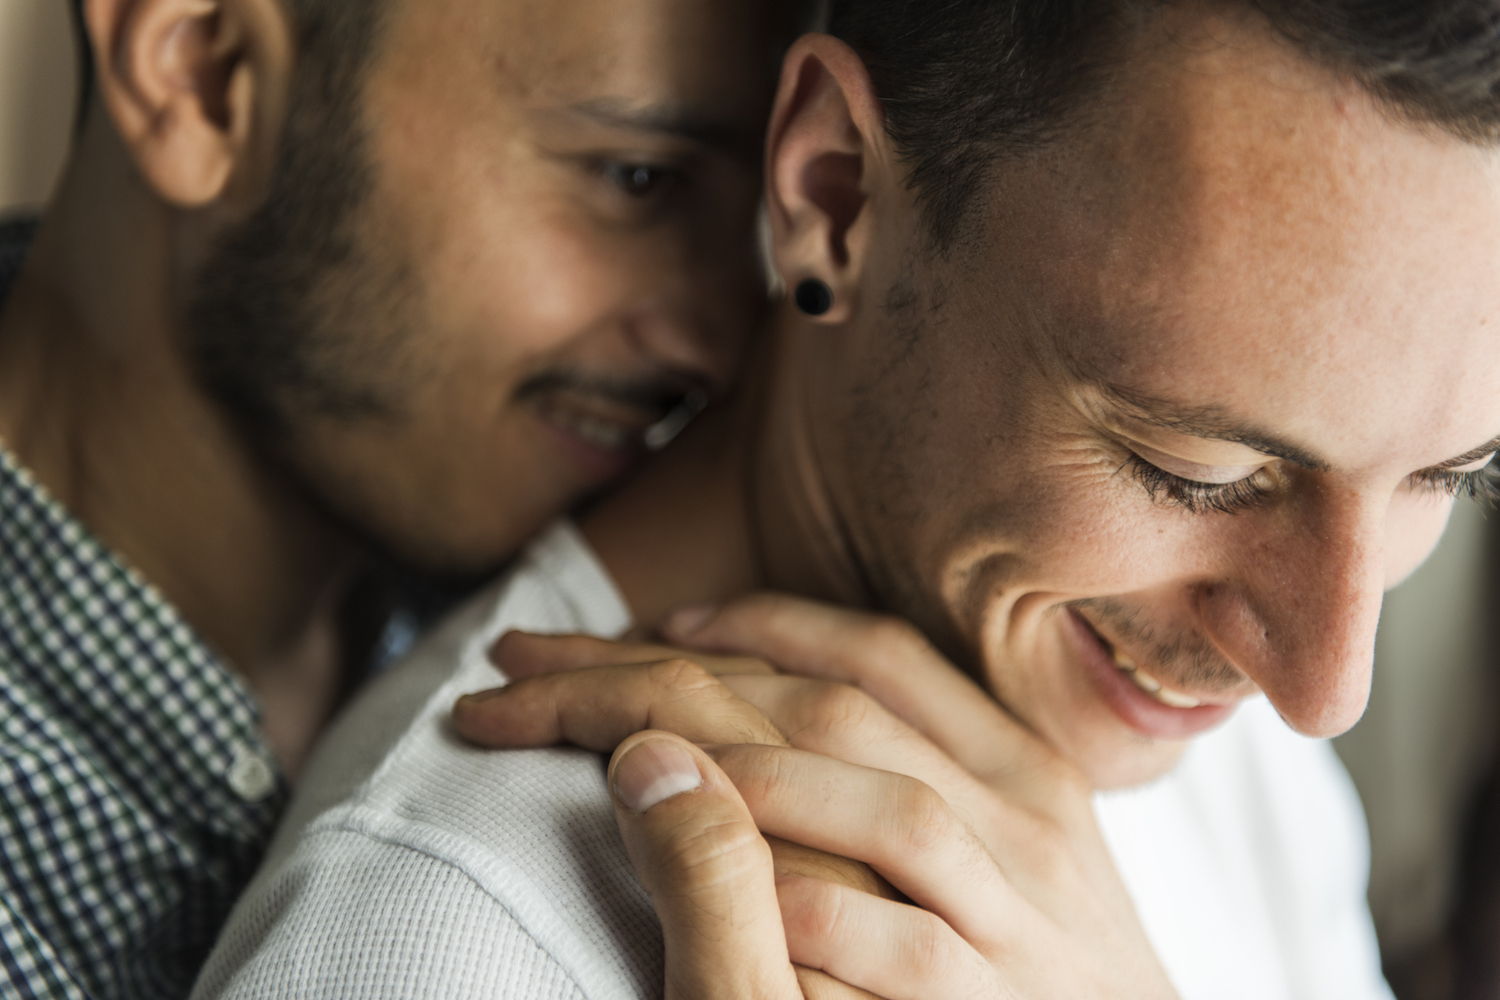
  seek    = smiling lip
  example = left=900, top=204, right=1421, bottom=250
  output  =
left=532, top=394, right=657, bottom=483
left=1063, top=608, right=1237, bottom=741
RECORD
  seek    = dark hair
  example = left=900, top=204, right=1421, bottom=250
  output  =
left=69, top=0, right=823, bottom=132
left=829, top=0, right=1500, bottom=248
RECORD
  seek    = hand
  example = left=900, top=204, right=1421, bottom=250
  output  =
left=455, top=644, right=890, bottom=999
left=453, top=594, right=1179, bottom=998
left=600, top=730, right=885, bottom=1000
left=693, top=738, right=1179, bottom=999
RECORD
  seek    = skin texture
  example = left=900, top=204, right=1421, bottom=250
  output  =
left=558, top=9, right=1500, bottom=795
left=190, top=0, right=782, bottom=578
left=0, top=0, right=783, bottom=770
left=457, top=12, right=1500, bottom=994
left=745, top=10, right=1500, bottom=789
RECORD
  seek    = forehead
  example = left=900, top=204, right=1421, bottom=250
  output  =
left=987, top=6, right=1500, bottom=467
left=383, top=0, right=781, bottom=110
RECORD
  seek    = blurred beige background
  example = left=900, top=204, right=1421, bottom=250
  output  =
left=2, top=3, right=1495, bottom=996
left=0, top=0, right=76, bottom=213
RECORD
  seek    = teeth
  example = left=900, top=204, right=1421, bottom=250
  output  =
left=1153, top=687, right=1204, bottom=709
left=570, top=416, right=629, bottom=451
left=539, top=401, right=635, bottom=453
left=1108, top=646, right=1202, bottom=708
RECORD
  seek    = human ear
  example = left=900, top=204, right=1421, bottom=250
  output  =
left=81, top=0, right=293, bottom=208
left=763, top=34, right=889, bottom=325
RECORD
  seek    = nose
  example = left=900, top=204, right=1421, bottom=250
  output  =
left=1197, top=489, right=1387, bottom=738
left=628, top=218, right=767, bottom=397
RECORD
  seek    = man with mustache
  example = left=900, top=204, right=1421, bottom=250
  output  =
left=192, top=0, right=1500, bottom=997
left=0, top=0, right=810, bottom=995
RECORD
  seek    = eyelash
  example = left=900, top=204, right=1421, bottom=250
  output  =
left=1126, top=454, right=1500, bottom=515
left=1410, top=463, right=1500, bottom=506
left=1123, top=454, right=1273, bottom=515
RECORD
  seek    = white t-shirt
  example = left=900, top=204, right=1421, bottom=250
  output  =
left=191, top=522, right=1393, bottom=1000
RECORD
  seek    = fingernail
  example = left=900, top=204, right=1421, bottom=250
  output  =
left=663, top=603, right=717, bottom=637
left=486, top=630, right=522, bottom=661
left=613, top=739, right=703, bottom=814
left=454, top=686, right=509, bottom=708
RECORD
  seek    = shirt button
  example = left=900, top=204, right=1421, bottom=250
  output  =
left=228, top=745, right=278, bottom=802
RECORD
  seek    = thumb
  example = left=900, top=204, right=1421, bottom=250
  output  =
left=609, top=732, right=803, bottom=1000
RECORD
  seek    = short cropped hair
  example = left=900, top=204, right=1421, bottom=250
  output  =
left=69, top=0, right=824, bottom=130
left=828, top=0, right=1500, bottom=248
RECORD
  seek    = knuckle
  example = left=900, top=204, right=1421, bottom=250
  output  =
left=646, top=657, right=718, bottom=695
left=888, top=777, right=955, bottom=855
left=643, top=659, right=778, bottom=742
left=655, top=815, right=772, bottom=891
left=709, top=744, right=782, bottom=804
left=797, top=682, right=876, bottom=739
left=788, top=878, right=848, bottom=943
left=902, top=908, right=963, bottom=981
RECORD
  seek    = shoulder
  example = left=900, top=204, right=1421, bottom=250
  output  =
left=194, top=824, right=598, bottom=1000
left=208, top=525, right=658, bottom=999
left=204, top=746, right=661, bottom=1000
left=265, top=523, right=625, bottom=858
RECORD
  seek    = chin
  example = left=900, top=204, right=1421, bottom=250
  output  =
left=1073, top=738, right=1190, bottom=792
left=357, top=508, right=540, bottom=584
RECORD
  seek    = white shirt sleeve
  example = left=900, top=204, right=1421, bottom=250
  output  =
left=192, top=824, right=590, bottom=1000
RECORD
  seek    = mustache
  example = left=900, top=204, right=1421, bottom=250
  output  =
left=1069, top=597, right=1245, bottom=694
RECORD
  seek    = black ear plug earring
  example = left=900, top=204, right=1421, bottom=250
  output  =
left=794, top=278, right=833, bottom=317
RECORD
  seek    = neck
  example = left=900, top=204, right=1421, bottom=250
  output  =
left=581, top=311, right=871, bottom=631
left=0, top=130, right=363, bottom=770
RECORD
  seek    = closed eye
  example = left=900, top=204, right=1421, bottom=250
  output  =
left=1409, top=455, right=1499, bottom=506
left=1122, top=452, right=1276, bottom=515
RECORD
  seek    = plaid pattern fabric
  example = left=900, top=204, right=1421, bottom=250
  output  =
left=0, top=226, right=286, bottom=999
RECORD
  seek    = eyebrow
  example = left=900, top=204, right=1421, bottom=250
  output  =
left=1090, top=375, right=1500, bottom=474
left=562, top=97, right=760, bottom=162
left=1088, top=377, right=1331, bottom=470
left=1428, top=435, right=1500, bottom=470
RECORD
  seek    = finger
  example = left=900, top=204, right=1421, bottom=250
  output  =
left=778, top=876, right=994, bottom=1000
left=490, top=630, right=776, bottom=680
left=794, top=967, right=889, bottom=1000
left=719, top=674, right=995, bottom=828
left=662, top=593, right=1056, bottom=783
left=766, top=835, right=901, bottom=902
left=708, top=743, right=1017, bottom=946
left=717, top=676, right=1112, bottom=914
left=452, top=659, right=788, bottom=751
left=608, top=732, right=803, bottom=1000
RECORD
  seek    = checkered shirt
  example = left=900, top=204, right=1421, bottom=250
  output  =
left=0, top=221, right=287, bottom=999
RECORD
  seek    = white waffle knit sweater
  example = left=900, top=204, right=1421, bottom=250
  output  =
left=191, top=522, right=1394, bottom=1000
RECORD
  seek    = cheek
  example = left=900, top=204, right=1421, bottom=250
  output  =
left=372, top=151, right=643, bottom=362
left=1001, top=445, right=1206, bottom=588
left=932, top=453, right=1215, bottom=628
left=421, top=207, right=638, bottom=357
left=1384, top=496, right=1458, bottom=587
